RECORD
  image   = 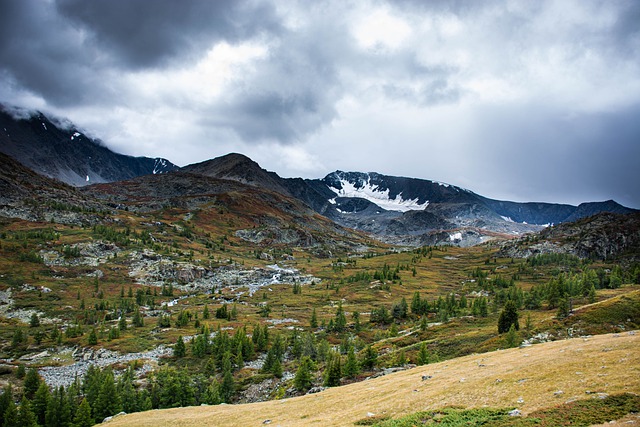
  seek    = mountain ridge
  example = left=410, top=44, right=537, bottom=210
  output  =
left=1, top=106, right=636, bottom=246
left=0, top=105, right=178, bottom=186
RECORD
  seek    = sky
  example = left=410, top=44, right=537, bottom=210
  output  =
left=1, top=0, right=639, bottom=208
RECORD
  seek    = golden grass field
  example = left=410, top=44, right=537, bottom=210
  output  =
left=105, top=331, right=639, bottom=427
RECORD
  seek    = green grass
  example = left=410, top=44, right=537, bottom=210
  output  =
left=358, top=393, right=640, bottom=427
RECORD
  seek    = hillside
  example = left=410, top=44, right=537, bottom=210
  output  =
left=104, top=331, right=639, bottom=427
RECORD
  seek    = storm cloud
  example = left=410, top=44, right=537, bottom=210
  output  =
left=1, top=0, right=639, bottom=208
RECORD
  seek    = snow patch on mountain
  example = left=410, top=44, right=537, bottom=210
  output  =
left=328, top=178, right=429, bottom=212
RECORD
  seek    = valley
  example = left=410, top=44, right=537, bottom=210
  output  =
left=0, top=107, right=638, bottom=426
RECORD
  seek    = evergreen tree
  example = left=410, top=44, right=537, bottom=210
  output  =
left=417, top=342, right=430, bottom=365
left=556, top=297, right=570, bottom=319
left=420, top=316, right=428, bottom=332
left=32, top=382, right=50, bottom=426
left=23, top=368, right=41, bottom=400
left=202, top=305, right=210, bottom=320
left=45, top=386, right=71, bottom=427
left=29, top=313, right=40, bottom=328
left=0, top=385, right=14, bottom=427
left=360, top=345, right=377, bottom=370
left=3, top=398, right=17, bottom=427
left=411, top=292, right=422, bottom=316
left=352, top=311, right=361, bottom=333
left=219, top=352, right=234, bottom=403
left=588, top=285, right=597, bottom=304
left=94, top=369, right=121, bottom=422
left=88, top=328, right=98, bottom=346
left=334, top=302, right=347, bottom=332
left=310, top=308, right=318, bottom=329
left=293, top=357, right=314, bottom=391
left=323, top=351, right=342, bottom=387
left=203, top=382, right=221, bottom=405
left=497, top=299, right=519, bottom=333
left=118, top=315, right=127, bottom=331
left=504, top=324, right=521, bottom=348
left=174, top=336, right=186, bottom=358
left=74, top=398, right=92, bottom=427
left=343, top=346, right=359, bottom=379
left=132, top=310, right=144, bottom=327
left=17, top=397, right=38, bottom=427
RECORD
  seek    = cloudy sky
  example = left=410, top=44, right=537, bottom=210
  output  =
left=1, top=0, right=639, bottom=208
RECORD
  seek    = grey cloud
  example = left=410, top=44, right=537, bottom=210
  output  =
left=56, top=0, right=282, bottom=69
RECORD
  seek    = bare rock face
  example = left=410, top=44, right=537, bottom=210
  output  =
left=498, top=212, right=640, bottom=260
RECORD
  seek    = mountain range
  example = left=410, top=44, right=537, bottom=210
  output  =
left=0, top=105, right=636, bottom=246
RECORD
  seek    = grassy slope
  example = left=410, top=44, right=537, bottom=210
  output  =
left=105, top=331, right=639, bottom=427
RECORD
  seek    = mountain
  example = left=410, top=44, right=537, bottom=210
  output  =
left=1, top=104, right=636, bottom=246
left=174, top=154, right=638, bottom=246
left=0, top=151, right=102, bottom=225
left=181, top=153, right=292, bottom=196
left=287, top=171, right=636, bottom=246
left=0, top=105, right=178, bottom=186
left=498, top=211, right=640, bottom=260
left=82, top=168, right=366, bottom=250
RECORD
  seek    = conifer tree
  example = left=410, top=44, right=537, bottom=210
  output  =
left=73, top=398, right=92, bottom=427
left=417, top=342, right=430, bottom=365
left=310, top=308, right=318, bottom=329
left=32, top=382, right=50, bottom=426
left=323, top=351, right=342, bottom=387
left=23, top=368, right=41, bottom=400
left=334, top=302, right=347, bottom=332
left=0, top=385, right=14, bottom=427
left=174, top=336, right=186, bottom=358
left=497, top=299, right=519, bottom=333
left=293, top=357, right=313, bottom=391
left=94, top=369, right=121, bottom=422
left=219, top=352, right=234, bottom=403
left=88, top=328, right=98, bottom=346
left=3, top=398, right=17, bottom=427
left=343, top=346, right=359, bottom=378
left=17, top=396, right=37, bottom=427
left=360, top=345, right=377, bottom=370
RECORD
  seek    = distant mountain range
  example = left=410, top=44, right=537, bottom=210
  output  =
left=0, top=104, right=178, bottom=186
left=0, top=105, right=636, bottom=246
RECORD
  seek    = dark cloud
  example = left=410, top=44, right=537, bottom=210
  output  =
left=0, top=0, right=638, bottom=208
left=56, top=0, right=282, bottom=68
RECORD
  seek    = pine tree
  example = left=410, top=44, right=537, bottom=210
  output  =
left=88, top=328, right=98, bottom=346
left=360, top=345, right=377, bottom=370
left=32, top=382, right=50, bottom=426
left=504, top=324, right=521, bottom=348
left=588, top=285, right=597, bottom=304
left=310, top=308, right=318, bottom=329
left=497, top=299, right=519, bottom=333
left=174, top=336, right=186, bottom=358
left=334, top=302, right=347, bottom=332
left=0, top=385, right=14, bottom=427
left=3, top=398, right=17, bottom=427
left=417, top=342, right=430, bottom=365
left=343, top=346, right=359, bottom=378
left=23, top=368, right=41, bottom=400
left=323, top=351, right=342, bottom=387
left=293, top=357, right=313, bottom=391
left=202, top=305, right=210, bottom=320
left=94, top=369, right=121, bottom=422
left=17, top=396, right=37, bottom=427
left=73, top=398, right=93, bottom=427
left=352, top=311, right=361, bottom=333
left=219, top=352, right=234, bottom=403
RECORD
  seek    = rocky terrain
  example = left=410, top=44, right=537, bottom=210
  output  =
left=498, top=211, right=640, bottom=260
